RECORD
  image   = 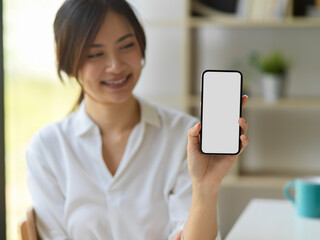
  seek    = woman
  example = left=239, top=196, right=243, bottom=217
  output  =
left=26, top=0, right=249, bottom=239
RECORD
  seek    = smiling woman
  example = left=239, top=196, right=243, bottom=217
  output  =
left=77, top=11, right=143, bottom=106
left=54, top=0, right=146, bottom=109
left=24, top=0, right=248, bottom=240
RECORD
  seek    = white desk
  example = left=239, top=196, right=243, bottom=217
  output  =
left=225, top=198, right=320, bottom=240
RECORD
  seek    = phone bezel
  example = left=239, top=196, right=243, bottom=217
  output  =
left=200, top=69, right=243, bottom=155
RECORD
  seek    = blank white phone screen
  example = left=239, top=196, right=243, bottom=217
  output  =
left=201, top=71, right=242, bottom=154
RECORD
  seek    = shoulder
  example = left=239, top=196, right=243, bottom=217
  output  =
left=27, top=112, right=76, bottom=155
left=25, top=113, right=78, bottom=178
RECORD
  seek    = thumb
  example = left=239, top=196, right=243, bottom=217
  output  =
left=173, top=231, right=182, bottom=240
left=187, top=122, right=201, bottom=153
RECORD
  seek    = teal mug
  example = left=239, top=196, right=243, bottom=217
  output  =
left=284, top=177, right=320, bottom=218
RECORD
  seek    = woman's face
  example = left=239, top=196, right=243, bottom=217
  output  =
left=79, top=10, right=143, bottom=105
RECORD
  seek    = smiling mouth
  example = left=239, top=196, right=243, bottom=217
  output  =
left=101, top=76, right=129, bottom=86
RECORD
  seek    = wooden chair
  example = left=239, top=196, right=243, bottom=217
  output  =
left=19, top=207, right=39, bottom=240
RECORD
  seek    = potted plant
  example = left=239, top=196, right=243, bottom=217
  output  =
left=250, top=51, right=288, bottom=103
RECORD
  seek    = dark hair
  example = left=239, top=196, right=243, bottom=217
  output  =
left=54, top=0, right=146, bottom=110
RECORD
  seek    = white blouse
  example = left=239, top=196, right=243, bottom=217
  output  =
left=26, top=98, right=199, bottom=240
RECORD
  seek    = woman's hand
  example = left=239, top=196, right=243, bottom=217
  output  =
left=187, top=95, right=249, bottom=190
left=173, top=231, right=182, bottom=240
left=183, top=96, right=248, bottom=240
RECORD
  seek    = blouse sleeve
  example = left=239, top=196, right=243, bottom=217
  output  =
left=167, top=152, right=191, bottom=240
left=26, top=133, right=68, bottom=240
left=167, top=149, right=222, bottom=240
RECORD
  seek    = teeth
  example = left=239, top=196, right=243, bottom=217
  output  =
left=103, top=77, right=127, bottom=85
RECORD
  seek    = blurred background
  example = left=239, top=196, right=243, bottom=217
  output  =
left=2, top=0, right=320, bottom=239
left=4, top=0, right=79, bottom=239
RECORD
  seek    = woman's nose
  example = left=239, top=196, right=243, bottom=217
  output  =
left=105, top=54, right=125, bottom=73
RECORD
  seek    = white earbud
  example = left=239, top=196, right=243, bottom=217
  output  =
left=141, top=58, right=145, bottom=67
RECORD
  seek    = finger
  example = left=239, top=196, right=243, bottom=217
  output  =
left=241, top=95, right=248, bottom=107
left=173, top=231, right=182, bottom=240
left=240, top=134, right=249, bottom=153
left=238, top=118, right=248, bottom=135
left=187, top=122, right=201, bottom=153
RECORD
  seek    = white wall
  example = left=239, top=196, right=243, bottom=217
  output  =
left=128, top=0, right=188, bottom=109
left=128, top=0, right=187, bottom=20
left=134, top=25, right=183, bottom=101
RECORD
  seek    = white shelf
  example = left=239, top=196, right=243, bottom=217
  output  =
left=144, top=17, right=320, bottom=28
left=191, top=1, right=320, bottom=28
left=245, top=97, right=320, bottom=110
left=189, top=16, right=320, bottom=28
left=188, top=96, right=320, bottom=110
left=222, top=175, right=295, bottom=189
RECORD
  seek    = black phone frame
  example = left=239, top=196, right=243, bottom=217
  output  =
left=200, top=69, right=243, bottom=155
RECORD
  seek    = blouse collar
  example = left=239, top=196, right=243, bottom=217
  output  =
left=73, top=97, right=161, bottom=137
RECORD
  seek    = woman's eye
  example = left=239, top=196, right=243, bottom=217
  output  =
left=88, top=52, right=103, bottom=58
left=120, top=43, right=134, bottom=50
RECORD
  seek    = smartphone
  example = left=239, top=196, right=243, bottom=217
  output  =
left=200, top=70, right=243, bottom=155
